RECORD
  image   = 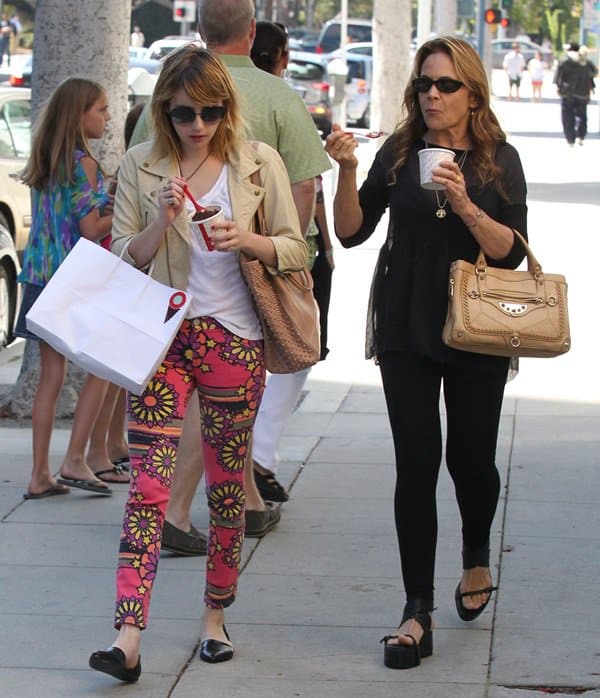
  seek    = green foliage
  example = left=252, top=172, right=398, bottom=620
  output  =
left=511, top=0, right=581, bottom=49
left=312, top=0, right=374, bottom=27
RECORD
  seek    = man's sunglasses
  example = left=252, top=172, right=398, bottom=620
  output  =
left=168, top=105, right=227, bottom=124
left=412, top=76, right=464, bottom=94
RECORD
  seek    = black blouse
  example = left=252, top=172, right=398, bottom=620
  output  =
left=341, top=138, right=528, bottom=366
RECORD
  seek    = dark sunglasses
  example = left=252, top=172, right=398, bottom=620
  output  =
left=168, top=105, right=226, bottom=124
left=412, top=76, right=464, bottom=94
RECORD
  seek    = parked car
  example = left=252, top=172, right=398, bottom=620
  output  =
left=328, top=41, right=372, bottom=58
left=0, top=88, right=32, bottom=254
left=315, top=18, right=372, bottom=54
left=10, top=47, right=165, bottom=86
left=492, top=38, right=554, bottom=69
left=286, top=50, right=332, bottom=137
left=144, top=36, right=202, bottom=61
left=0, top=223, right=20, bottom=348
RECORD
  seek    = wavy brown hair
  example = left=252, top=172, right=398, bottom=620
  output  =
left=150, top=45, right=244, bottom=164
left=389, top=37, right=506, bottom=190
left=22, top=77, right=105, bottom=190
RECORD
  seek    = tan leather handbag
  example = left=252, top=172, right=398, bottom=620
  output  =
left=442, top=229, right=571, bottom=358
left=240, top=166, right=320, bottom=374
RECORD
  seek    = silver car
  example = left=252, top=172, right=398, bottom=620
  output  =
left=0, top=88, right=32, bottom=254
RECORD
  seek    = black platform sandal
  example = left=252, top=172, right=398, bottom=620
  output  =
left=380, top=598, right=433, bottom=669
left=455, top=543, right=498, bottom=622
left=455, top=583, right=498, bottom=621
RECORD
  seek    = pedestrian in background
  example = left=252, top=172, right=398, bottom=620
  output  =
left=89, top=45, right=308, bottom=682
left=503, top=42, right=525, bottom=100
left=554, top=42, right=597, bottom=146
left=130, top=25, right=145, bottom=48
left=326, top=36, right=527, bottom=670
left=528, top=50, right=545, bottom=102
left=14, top=78, right=114, bottom=500
left=250, top=20, right=335, bottom=502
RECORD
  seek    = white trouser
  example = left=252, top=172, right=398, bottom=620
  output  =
left=251, top=367, right=311, bottom=474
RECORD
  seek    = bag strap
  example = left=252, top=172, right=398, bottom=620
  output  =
left=475, top=228, right=543, bottom=281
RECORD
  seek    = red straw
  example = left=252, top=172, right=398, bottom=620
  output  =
left=182, top=183, right=214, bottom=251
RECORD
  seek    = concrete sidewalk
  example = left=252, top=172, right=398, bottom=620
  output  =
left=1, top=91, right=600, bottom=697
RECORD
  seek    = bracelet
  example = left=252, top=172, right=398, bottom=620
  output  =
left=466, top=207, right=483, bottom=229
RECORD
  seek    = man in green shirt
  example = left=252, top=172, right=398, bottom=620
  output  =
left=131, top=0, right=330, bottom=553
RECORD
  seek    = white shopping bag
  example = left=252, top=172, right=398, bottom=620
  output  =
left=26, top=237, right=191, bottom=394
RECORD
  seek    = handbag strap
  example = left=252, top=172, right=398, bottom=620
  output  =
left=475, top=228, right=543, bottom=281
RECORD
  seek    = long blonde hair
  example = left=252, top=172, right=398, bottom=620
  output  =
left=150, top=45, right=244, bottom=164
left=389, top=37, right=506, bottom=190
left=22, top=77, right=105, bottom=190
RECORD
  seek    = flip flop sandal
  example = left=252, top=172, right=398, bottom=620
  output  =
left=94, top=465, right=130, bottom=483
left=23, top=483, right=70, bottom=500
left=57, top=476, right=112, bottom=495
left=112, top=456, right=130, bottom=472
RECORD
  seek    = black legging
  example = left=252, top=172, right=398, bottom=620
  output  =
left=378, top=351, right=508, bottom=602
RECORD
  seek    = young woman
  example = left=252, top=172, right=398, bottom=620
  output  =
left=15, top=77, right=114, bottom=500
left=89, top=45, right=307, bottom=682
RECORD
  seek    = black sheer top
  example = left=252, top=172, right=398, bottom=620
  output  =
left=341, top=138, right=528, bottom=366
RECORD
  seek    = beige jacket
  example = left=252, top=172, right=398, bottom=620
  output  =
left=111, top=140, right=308, bottom=290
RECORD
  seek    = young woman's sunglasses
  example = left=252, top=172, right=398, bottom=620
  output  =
left=412, top=76, right=464, bottom=94
left=168, top=105, right=226, bottom=124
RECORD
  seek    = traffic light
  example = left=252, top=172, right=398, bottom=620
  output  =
left=484, top=8, right=502, bottom=24
left=501, top=0, right=513, bottom=9
left=501, top=16, right=511, bottom=27
left=173, top=1, right=196, bottom=22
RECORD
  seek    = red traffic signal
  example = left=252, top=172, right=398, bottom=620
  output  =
left=484, top=8, right=502, bottom=23
left=500, top=16, right=511, bottom=27
left=175, top=8, right=185, bottom=17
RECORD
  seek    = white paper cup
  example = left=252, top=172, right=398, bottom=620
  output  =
left=418, top=148, right=455, bottom=190
left=189, top=204, right=223, bottom=251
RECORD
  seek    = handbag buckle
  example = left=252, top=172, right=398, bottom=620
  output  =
left=510, top=335, right=521, bottom=348
left=547, top=295, right=558, bottom=307
left=499, top=302, right=528, bottom=316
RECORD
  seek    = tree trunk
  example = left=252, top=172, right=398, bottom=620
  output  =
left=371, top=0, right=412, bottom=135
left=0, top=0, right=131, bottom=419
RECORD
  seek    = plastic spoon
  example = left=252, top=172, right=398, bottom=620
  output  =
left=182, top=183, right=214, bottom=251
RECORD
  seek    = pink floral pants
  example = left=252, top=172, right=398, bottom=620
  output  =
left=114, top=317, right=265, bottom=629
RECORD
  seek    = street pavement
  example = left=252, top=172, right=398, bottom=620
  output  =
left=1, top=72, right=599, bottom=697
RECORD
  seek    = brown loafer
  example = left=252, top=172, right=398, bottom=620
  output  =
left=161, top=520, right=207, bottom=556
left=244, top=502, right=281, bottom=538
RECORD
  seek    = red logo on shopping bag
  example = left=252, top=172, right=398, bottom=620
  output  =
left=164, top=291, right=187, bottom=323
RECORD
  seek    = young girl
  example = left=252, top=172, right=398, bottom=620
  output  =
left=89, top=45, right=307, bottom=682
left=15, top=77, right=115, bottom=499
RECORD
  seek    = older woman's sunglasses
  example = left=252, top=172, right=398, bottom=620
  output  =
left=412, top=76, right=464, bottom=94
left=168, top=105, right=226, bottom=124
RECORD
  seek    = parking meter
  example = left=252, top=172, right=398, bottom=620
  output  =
left=327, top=57, right=349, bottom=127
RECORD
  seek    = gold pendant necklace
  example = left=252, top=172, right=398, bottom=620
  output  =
left=424, top=143, right=469, bottom=219
left=179, top=152, right=210, bottom=181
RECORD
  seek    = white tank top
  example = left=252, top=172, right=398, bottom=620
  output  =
left=185, top=164, right=262, bottom=340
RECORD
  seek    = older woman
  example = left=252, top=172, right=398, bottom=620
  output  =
left=325, top=37, right=527, bottom=669
left=89, top=45, right=307, bottom=681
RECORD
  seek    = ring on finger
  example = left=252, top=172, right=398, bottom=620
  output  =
left=169, top=197, right=175, bottom=206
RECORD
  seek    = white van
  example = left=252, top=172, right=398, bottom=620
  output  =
left=315, top=18, right=372, bottom=54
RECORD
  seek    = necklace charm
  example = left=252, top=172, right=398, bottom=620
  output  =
left=436, top=207, right=447, bottom=219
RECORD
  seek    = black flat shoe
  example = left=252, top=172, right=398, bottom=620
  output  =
left=380, top=598, right=433, bottom=669
left=455, top=583, right=498, bottom=621
left=199, top=625, right=234, bottom=664
left=89, top=646, right=141, bottom=682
